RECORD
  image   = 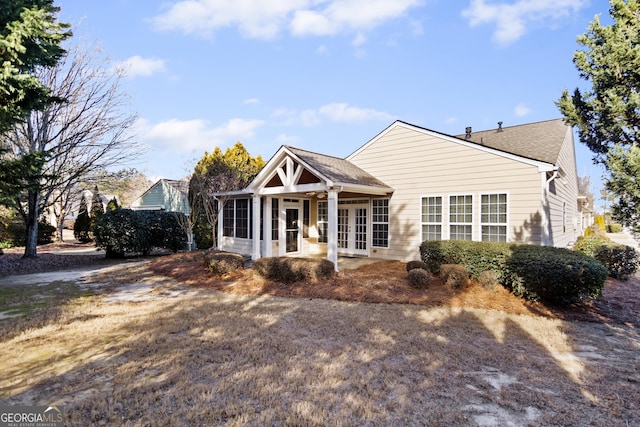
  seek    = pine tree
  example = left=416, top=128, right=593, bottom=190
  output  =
left=90, top=186, right=104, bottom=236
left=74, top=194, right=91, bottom=242
left=557, top=0, right=640, bottom=230
left=106, top=197, right=119, bottom=211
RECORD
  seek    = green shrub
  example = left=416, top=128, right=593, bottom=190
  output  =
left=607, top=223, right=623, bottom=233
left=594, top=245, right=639, bottom=280
left=440, top=264, right=469, bottom=289
left=406, top=260, right=429, bottom=272
left=253, top=257, right=335, bottom=283
left=420, top=240, right=608, bottom=306
left=94, top=209, right=187, bottom=258
left=408, top=268, right=431, bottom=289
left=503, top=245, right=608, bottom=305
left=420, top=240, right=512, bottom=281
left=204, top=251, right=244, bottom=275
left=0, top=218, right=55, bottom=246
left=573, top=234, right=612, bottom=257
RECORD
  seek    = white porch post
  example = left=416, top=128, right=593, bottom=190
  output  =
left=252, top=195, right=261, bottom=261
left=327, top=188, right=339, bottom=271
left=264, top=197, right=273, bottom=257
left=216, top=198, right=223, bottom=250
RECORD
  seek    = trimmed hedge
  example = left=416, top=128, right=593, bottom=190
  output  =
left=204, top=251, right=244, bottom=275
left=253, top=257, right=335, bottom=284
left=420, top=240, right=608, bottom=306
left=503, top=245, right=608, bottom=305
left=420, top=240, right=512, bottom=281
left=94, top=209, right=188, bottom=258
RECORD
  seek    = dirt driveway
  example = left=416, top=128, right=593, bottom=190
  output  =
left=1, top=259, right=639, bottom=426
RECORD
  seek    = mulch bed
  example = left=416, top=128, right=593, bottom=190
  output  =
left=149, top=252, right=640, bottom=328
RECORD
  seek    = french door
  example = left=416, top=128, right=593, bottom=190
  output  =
left=337, top=204, right=368, bottom=256
left=286, top=208, right=300, bottom=253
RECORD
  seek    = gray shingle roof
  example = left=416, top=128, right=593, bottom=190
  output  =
left=286, top=146, right=390, bottom=188
left=454, top=118, right=569, bottom=165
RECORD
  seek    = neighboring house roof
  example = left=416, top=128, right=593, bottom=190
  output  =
left=163, top=179, right=189, bottom=195
left=453, top=118, right=568, bottom=165
left=285, top=146, right=390, bottom=189
left=130, top=178, right=190, bottom=213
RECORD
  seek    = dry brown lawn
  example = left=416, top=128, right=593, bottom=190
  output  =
left=1, top=251, right=639, bottom=426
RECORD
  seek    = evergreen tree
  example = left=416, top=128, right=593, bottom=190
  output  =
left=106, top=197, right=119, bottom=211
left=74, top=193, right=91, bottom=242
left=557, top=0, right=640, bottom=230
left=89, top=186, right=104, bottom=235
left=606, top=145, right=640, bottom=231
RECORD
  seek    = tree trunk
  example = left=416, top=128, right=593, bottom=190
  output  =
left=23, top=190, right=39, bottom=258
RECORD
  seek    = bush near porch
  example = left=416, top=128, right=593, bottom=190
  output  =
left=420, top=240, right=608, bottom=306
left=253, top=257, right=335, bottom=284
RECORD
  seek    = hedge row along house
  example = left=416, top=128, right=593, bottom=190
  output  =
left=214, top=118, right=583, bottom=270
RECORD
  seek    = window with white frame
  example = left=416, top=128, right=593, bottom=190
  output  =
left=372, top=199, right=389, bottom=247
left=450, top=195, right=473, bottom=240
left=222, top=199, right=251, bottom=238
left=481, top=193, right=507, bottom=242
left=317, top=201, right=328, bottom=243
left=421, top=196, right=442, bottom=241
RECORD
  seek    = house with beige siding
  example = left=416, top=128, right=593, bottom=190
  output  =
left=214, top=118, right=582, bottom=270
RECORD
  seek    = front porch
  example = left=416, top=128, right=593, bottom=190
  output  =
left=215, top=146, right=394, bottom=271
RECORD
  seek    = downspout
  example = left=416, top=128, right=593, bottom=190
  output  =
left=541, top=168, right=559, bottom=246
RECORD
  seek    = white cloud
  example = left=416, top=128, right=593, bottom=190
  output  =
left=352, top=33, right=366, bottom=47
left=276, top=133, right=300, bottom=143
left=243, top=98, right=260, bottom=104
left=139, top=117, right=265, bottom=152
left=461, top=0, right=588, bottom=45
left=273, top=103, right=393, bottom=126
left=115, top=56, right=166, bottom=78
left=514, top=103, right=531, bottom=117
left=316, top=44, right=330, bottom=55
left=152, top=0, right=422, bottom=42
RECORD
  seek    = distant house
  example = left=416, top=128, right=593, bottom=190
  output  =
left=213, top=119, right=583, bottom=270
left=130, top=179, right=190, bottom=215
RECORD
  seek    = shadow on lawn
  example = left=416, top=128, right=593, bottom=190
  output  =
left=2, top=285, right=638, bottom=425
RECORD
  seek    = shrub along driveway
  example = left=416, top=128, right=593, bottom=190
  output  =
left=0, top=259, right=638, bottom=426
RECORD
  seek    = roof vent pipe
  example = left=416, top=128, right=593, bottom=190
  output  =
left=497, top=121, right=503, bottom=132
left=465, top=126, right=472, bottom=139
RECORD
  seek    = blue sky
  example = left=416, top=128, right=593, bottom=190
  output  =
left=57, top=0, right=608, bottom=202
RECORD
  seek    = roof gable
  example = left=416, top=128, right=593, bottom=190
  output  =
left=348, top=119, right=568, bottom=169
left=248, top=145, right=392, bottom=195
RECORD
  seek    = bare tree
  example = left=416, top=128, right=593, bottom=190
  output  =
left=1, top=40, right=141, bottom=257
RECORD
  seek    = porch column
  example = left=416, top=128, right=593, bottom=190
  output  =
left=216, top=198, right=223, bottom=250
left=264, top=197, right=272, bottom=257
left=327, top=188, right=339, bottom=271
left=252, top=195, right=261, bottom=261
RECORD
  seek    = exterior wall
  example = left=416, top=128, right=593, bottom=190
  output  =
left=546, top=128, right=580, bottom=248
left=130, top=181, right=190, bottom=214
left=348, top=125, right=545, bottom=262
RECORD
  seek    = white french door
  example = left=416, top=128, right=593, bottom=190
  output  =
left=337, top=203, right=368, bottom=256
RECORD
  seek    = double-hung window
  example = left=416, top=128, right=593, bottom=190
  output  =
left=450, top=195, right=473, bottom=240
left=372, top=199, right=389, bottom=247
left=481, top=193, right=507, bottom=242
left=421, top=196, right=442, bottom=241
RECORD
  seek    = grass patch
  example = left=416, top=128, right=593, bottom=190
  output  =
left=0, top=281, right=93, bottom=320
